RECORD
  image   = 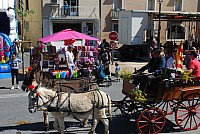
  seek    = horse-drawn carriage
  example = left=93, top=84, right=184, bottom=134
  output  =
left=22, top=66, right=200, bottom=134
left=112, top=72, right=200, bottom=133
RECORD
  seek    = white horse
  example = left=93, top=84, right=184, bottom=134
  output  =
left=28, top=81, right=112, bottom=134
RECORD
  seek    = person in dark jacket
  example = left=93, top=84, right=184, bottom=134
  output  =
left=133, top=48, right=166, bottom=92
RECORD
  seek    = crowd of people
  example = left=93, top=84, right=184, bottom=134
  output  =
left=133, top=39, right=200, bottom=92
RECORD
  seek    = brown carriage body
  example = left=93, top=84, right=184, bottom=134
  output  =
left=122, top=78, right=200, bottom=102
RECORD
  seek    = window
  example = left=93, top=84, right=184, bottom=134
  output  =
left=18, top=22, right=21, bottom=35
left=167, top=25, right=185, bottom=40
left=174, top=0, right=182, bottom=11
left=112, top=23, right=118, bottom=33
left=68, top=0, right=79, bottom=16
left=113, top=0, right=122, bottom=9
left=25, top=0, right=29, bottom=10
left=148, top=0, right=155, bottom=10
left=18, top=0, right=21, bottom=9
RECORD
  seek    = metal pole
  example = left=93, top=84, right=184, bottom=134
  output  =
left=157, top=2, right=162, bottom=50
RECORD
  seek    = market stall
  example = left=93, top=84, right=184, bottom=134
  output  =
left=30, top=29, right=99, bottom=81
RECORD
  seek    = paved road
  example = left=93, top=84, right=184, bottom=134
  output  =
left=0, top=61, right=199, bottom=134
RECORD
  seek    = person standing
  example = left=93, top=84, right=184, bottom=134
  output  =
left=66, top=46, right=75, bottom=79
left=115, top=63, right=120, bottom=81
left=10, top=52, right=22, bottom=90
left=98, top=47, right=111, bottom=77
left=100, top=39, right=109, bottom=49
left=64, top=0, right=69, bottom=16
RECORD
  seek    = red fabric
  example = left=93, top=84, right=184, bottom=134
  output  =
left=28, top=67, right=33, bottom=71
left=189, top=58, right=200, bottom=76
left=28, top=85, right=35, bottom=91
left=175, top=43, right=183, bottom=70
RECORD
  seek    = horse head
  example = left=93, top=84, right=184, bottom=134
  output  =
left=28, top=85, right=41, bottom=113
left=21, top=66, right=42, bottom=91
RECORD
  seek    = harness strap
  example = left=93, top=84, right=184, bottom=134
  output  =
left=97, top=89, right=104, bottom=107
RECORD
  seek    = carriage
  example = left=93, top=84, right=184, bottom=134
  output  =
left=23, top=66, right=200, bottom=134
left=112, top=72, right=200, bottom=133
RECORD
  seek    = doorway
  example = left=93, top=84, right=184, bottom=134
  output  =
left=53, top=22, right=81, bottom=33
left=0, top=12, right=10, bottom=36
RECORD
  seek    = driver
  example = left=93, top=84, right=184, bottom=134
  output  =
left=133, top=48, right=166, bottom=91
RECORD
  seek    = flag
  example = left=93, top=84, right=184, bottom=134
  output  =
left=175, top=42, right=183, bottom=72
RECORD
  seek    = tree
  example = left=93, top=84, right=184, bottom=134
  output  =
left=17, top=0, right=35, bottom=41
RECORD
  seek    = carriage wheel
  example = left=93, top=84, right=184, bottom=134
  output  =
left=175, top=93, right=200, bottom=131
left=120, top=96, right=143, bottom=119
left=157, top=101, right=175, bottom=115
left=137, top=107, right=166, bottom=134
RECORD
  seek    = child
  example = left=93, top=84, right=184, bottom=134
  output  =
left=115, top=63, right=120, bottom=82
left=11, top=52, right=22, bottom=90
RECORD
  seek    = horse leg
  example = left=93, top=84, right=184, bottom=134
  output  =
left=89, top=118, right=99, bottom=134
left=53, top=117, right=60, bottom=132
left=57, top=116, right=65, bottom=134
left=100, top=118, right=109, bottom=134
left=99, top=109, right=109, bottom=134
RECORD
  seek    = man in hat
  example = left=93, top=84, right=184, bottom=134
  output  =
left=133, top=48, right=166, bottom=91
left=189, top=51, right=200, bottom=76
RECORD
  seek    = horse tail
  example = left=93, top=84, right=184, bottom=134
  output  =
left=106, top=93, right=112, bottom=120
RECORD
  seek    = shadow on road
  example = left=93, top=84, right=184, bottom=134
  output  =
left=0, top=115, right=185, bottom=134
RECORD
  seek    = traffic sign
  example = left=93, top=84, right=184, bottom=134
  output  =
left=109, top=31, right=118, bottom=40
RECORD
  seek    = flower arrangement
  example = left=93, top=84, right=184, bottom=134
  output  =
left=181, top=70, right=193, bottom=83
left=131, top=88, right=147, bottom=103
left=120, top=68, right=133, bottom=81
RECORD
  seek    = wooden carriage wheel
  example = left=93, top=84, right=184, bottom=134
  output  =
left=157, top=101, right=175, bottom=115
left=175, top=93, right=200, bottom=131
left=120, top=96, right=143, bottom=119
left=137, top=107, right=166, bottom=134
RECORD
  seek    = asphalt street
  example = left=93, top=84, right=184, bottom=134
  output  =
left=0, top=59, right=199, bottom=134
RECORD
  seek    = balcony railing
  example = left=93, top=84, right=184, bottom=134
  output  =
left=50, top=5, right=98, bottom=18
left=111, top=8, right=125, bottom=20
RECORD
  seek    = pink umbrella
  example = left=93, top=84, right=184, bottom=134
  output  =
left=38, top=29, right=99, bottom=43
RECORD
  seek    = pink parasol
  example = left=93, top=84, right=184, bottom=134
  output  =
left=38, top=29, right=99, bottom=43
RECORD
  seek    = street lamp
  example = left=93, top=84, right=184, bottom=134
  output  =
left=157, top=0, right=163, bottom=50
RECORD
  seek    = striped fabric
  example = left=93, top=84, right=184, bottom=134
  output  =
left=175, top=42, right=183, bottom=72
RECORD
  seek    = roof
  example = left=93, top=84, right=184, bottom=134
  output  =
left=125, top=10, right=200, bottom=21
left=149, top=10, right=200, bottom=21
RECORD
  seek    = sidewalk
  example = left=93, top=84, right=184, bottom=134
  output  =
left=110, top=60, right=147, bottom=74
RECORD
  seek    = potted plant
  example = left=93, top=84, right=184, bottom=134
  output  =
left=120, top=68, right=134, bottom=95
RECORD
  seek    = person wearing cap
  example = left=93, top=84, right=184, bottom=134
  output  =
left=66, top=46, right=75, bottom=79
left=188, top=51, right=200, bottom=76
left=133, top=48, right=166, bottom=91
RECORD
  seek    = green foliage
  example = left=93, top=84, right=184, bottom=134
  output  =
left=131, top=89, right=147, bottom=103
left=120, top=68, right=133, bottom=81
left=17, top=9, right=35, bottom=18
left=181, top=71, right=194, bottom=83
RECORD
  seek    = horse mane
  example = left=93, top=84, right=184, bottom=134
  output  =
left=38, top=87, right=57, bottom=97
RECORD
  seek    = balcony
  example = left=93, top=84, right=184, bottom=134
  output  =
left=111, top=8, right=125, bottom=20
left=50, top=5, right=98, bottom=19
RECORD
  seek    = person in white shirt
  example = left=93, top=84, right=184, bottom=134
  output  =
left=11, top=52, right=23, bottom=90
left=65, top=46, right=75, bottom=79
left=166, top=49, right=176, bottom=78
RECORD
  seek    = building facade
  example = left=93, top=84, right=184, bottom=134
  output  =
left=16, top=0, right=42, bottom=46
left=42, top=0, right=100, bottom=45
left=102, top=0, right=200, bottom=45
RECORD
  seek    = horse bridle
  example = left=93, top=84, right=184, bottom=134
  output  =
left=28, top=84, right=58, bottom=111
